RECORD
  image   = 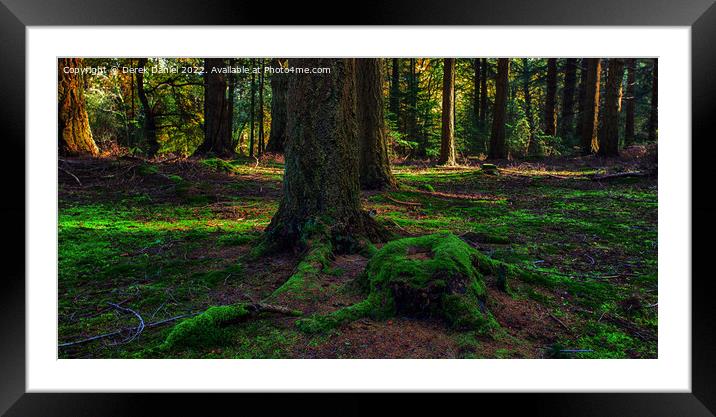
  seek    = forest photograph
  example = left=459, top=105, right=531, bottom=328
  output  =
left=58, top=57, right=658, bottom=359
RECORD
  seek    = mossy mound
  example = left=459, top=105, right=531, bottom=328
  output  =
left=297, top=232, right=502, bottom=333
left=161, top=304, right=249, bottom=350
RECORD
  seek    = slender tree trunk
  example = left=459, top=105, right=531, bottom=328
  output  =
left=356, top=59, right=397, bottom=190
left=265, top=58, right=384, bottom=248
left=489, top=58, right=510, bottom=159
left=624, top=58, right=637, bottom=145
left=258, top=59, right=265, bottom=156
left=598, top=58, right=625, bottom=157
left=579, top=58, right=602, bottom=155
left=58, top=58, right=99, bottom=156
left=558, top=58, right=578, bottom=141
left=249, top=59, right=256, bottom=158
left=544, top=58, right=558, bottom=137
left=522, top=59, right=537, bottom=156
left=135, top=58, right=159, bottom=157
left=575, top=59, right=587, bottom=143
left=266, top=58, right=288, bottom=153
left=439, top=58, right=457, bottom=165
left=648, top=58, right=658, bottom=142
left=473, top=58, right=481, bottom=127
left=196, top=58, right=234, bottom=157
left=390, top=58, right=401, bottom=125
left=480, top=58, right=488, bottom=127
left=227, top=58, right=235, bottom=145
left=408, top=59, right=420, bottom=156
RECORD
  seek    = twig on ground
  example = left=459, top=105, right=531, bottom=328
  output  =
left=548, top=312, right=571, bottom=332
left=108, top=302, right=145, bottom=343
left=59, top=167, right=82, bottom=186
left=385, top=195, right=421, bottom=206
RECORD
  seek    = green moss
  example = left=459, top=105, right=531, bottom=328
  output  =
left=161, top=304, right=250, bottom=350
left=270, top=240, right=332, bottom=298
left=201, top=157, right=236, bottom=173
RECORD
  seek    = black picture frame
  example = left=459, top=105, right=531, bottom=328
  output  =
left=1, top=0, right=714, bottom=415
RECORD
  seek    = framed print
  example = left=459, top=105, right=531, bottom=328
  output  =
left=1, top=0, right=715, bottom=415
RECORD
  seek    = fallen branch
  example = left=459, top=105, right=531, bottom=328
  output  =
left=385, top=195, right=422, bottom=206
left=548, top=312, right=571, bottom=332
left=108, top=302, right=145, bottom=343
left=59, top=167, right=82, bottom=186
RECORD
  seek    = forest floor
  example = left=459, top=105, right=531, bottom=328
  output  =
left=58, top=151, right=658, bottom=359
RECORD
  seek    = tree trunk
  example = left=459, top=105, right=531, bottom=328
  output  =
left=579, top=58, right=601, bottom=155
left=624, top=58, right=637, bottom=145
left=135, top=58, right=159, bottom=157
left=522, top=59, right=537, bottom=156
left=598, top=58, right=624, bottom=157
left=58, top=58, right=99, bottom=156
left=648, top=58, right=658, bottom=142
left=473, top=58, right=481, bottom=128
left=249, top=59, right=256, bottom=158
left=258, top=59, right=265, bottom=156
left=489, top=58, right=510, bottom=159
left=390, top=58, right=401, bottom=125
left=265, top=58, right=384, bottom=248
left=196, top=58, right=234, bottom=157
left=407, top=59, right=420, bottom=156
left=575, top=59, right=587, bottom=142
left=266, top=58, right=288, bottom=153
left=544, top=58, right=558, bottom=137
left=356, top=59, right=397, bottom=190
left=480, top=58, right=488, bottom=127
left=440, top=58, right=457, bottom=165
left=558, top=58, right=578, bottom=141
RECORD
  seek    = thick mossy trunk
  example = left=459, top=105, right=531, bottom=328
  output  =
left=264, top=58, right=387, bottom=250
left=558, top=58, right=578, bottom=142
left=356, top=59, right=397, bottom=190
left=580, top=58, right=602, bottom=155
left=598, top=58, right=624, bottom=157
left=439, top=58, right=457, bottom=166
left=196, top=58, right=234, bottom=157
left=489, top=58, right=510, bottom=159
left=58, top=58, right=99, bottom=156
left=266, top=59, right=288, bottom=153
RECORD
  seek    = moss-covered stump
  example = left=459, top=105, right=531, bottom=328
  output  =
left=297, top=232, right=503, bottom=333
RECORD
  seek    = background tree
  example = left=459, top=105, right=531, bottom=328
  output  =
left=440, top=58, right=457, bottom=165
left=480, top=58, right=488, bottom=128
left=258, top=59, right=266, bottom=156
left=407, top=59, right=420, bottom=156
left=136, top=58, right=159, bottom=157
left=521, top=59, right=537, bottom=156
left=544, top=58, right=558, bottom=137
left=599, top=58, right=625, bottom=157
left=580, top=58, right=601, bottom=155
left=195, top=58, right=233, bottom=157
left=389, top=58, right=401, bottom=126
left=264, top=58, right=384, bottom=249
left=249, top=59, right=256, bottom=158
left=624, top=58, right=637, bottom=146
left=58, top=58, right=99, bottom=156
left=558, top=58, right=578, bottom=142
left=356, top=59, right=397, bottom=190
left=648, top=58, right=658, bottom=141
left=266, top=59, right=288, bottom=153
left=489, top=58, right=510, bottom=159
left=574, top=59, right=587, bottom=142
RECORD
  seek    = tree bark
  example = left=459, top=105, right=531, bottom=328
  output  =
left=544, top=58, right=558, bottom=137
left=473, top=58, right=481, bottom=128
left=575, top=59, right=587, bottom=142
left=579, top=58, right=602, bottom=155
left=265, top=58, right=384, bottom=248
left=58, top=58, right=99, bottom=156
left=196, top=58, right=234, bottom=157
left=135, top=58, right=159, bottom=157
left=648, top=58, right=658, bottom=142
left=489, top=58, right=510, bottom=159
left=266, top=58, right=288, bottom=153
left=407, top=59, right=420, bottom=156
left=389, top=58, right=401, bottom=125
left=522, top=59, right=537, bottom=156
left=480, top=58, right=488, bottom=127
left=249, top=59, right=256, bottom=158
left=598, top=58, right=625, bottom=157
left=624, top=58, right=637, bottom=145
left=558, top=58, right=578, bottom=141
left=356, top=59, right=397, bottom=190
left=440, top=58, right=457, bottom=165
left=258, top=59, right=266, bottom=156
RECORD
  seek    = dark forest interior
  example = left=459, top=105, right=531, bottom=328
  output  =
left=58, top=57, right=658, bottom=359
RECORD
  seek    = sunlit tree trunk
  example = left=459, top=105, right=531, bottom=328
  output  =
left=196, top=58, right=234, bottom=157
left=579, top=58, right=601, bottom=155
left=136, top=58, right=159, bottom=157
left=440, top=58, right=457, bottom=165
left=357, top=59, right=397, bottom=190
left=266, top=58, right=288, bottom=153
left=624, top=58, right=637, bottom=146
left=58, top=58, right=99, bottom=156
left=265, top=58, right=384, bottom=248
left=489, top=58, right=510, bottom=159
left=599, top=58, right=624, bottom=157
left=648, top=58, right=658, bottom=142
left=544, top=58, right=558, bottom=137
left=558, top=58, right=578, bottom=142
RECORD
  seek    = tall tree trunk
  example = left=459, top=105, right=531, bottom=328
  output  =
left=58, top=58, right=99, bottom=156
left=544, top=58, right=558, bottom=137
left=579, top=58, right=602, bottom=155
left=598, top=58, right=625, bottom=157
left=522, top=59, right=537, bottom=156
left=249, top=59, right=256, bottom=158
left=440, top=58, right=457, bottom=165
left=135, top=58, right=159, bottom=157
left=489, top=58, right=510, bottom=159
left=390, top=58, right=401, bottom=125
left=258, top=59, right=265, bottom=156
left=473, top=58, right=481, bottom=128
left=265, top=58, right=384, bottom=248
left=575, top=59, right=587, bottom=143
left=480, top=58, right=488, bottom=127
left=648, top=58, right=658, bottom=142
left=408, top=59, right=420, bottom=156
left=196, top=58, right=234, bottom=157
left=624, top=58, right=637, bottom=145
left=357, top=59, right=397, bottom=190
left=558, top=58, right=578, bottom=141
left=266, top=58, right=288, bottom=153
